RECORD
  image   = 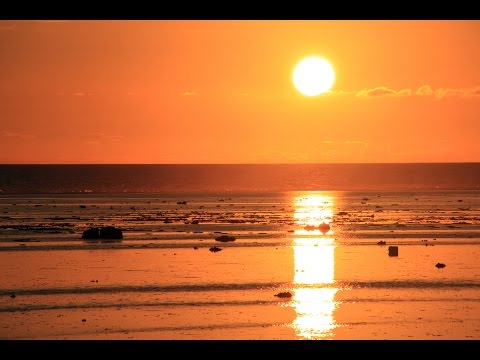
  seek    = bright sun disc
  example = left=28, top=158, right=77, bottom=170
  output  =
left=293, top=57, right=335, bottom=96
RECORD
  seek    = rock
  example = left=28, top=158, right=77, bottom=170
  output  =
left=209, top=246, right=222, bottom=253
left=193, top=246, right=198, bottom=250
left=191, top=220, right=199, bottom=224
left=177, top=201, right=187, bottom=205
left=215, top=235, right=236, bottom=242
left=304, top=225, right=316, bottom=231
left=318, top=222, right=330, bottom=233
left=100, top=226, right=123, bottom=239
left=82, top=227, right=100, bottom=239
left=274, top=292, right=293, bottom=298
left=435, top=263, right=446, bottom=269
left=82, top=319, right=86, bottom=322
left=388, top=246, right=399, bottom=256
left=377, top=241, right=386, bottom=245
left=10, top=294, right=16, bottom=299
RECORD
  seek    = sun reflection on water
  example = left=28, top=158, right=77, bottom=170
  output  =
left=291, top=192, right=338, bottom=339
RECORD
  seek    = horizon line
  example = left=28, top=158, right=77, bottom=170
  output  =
left=1, top=162, right=479, bottom=166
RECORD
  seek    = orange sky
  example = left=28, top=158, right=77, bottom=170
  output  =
left=0, top=20, right=479, bottom=164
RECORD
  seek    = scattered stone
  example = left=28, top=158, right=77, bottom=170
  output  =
left=10, top=294, right=16, bottom=299
left=82, top=226, right=123, bottom=240
left=318, top=222, right=330, bottom=233
left=388, top=246, right=399, bottom=257
left=193, top=246, right=198, bottom=250
left=177, top=201, right=187, bottom=205
left=100, top=226, right=123, bottom=239
left=82, top=319, right=86, bottom=322
left=274, top=292, right=293, bottom=298
left=79, top=205, right=87, bottom=208
left=191, top=220, right=199, bottom=224
left=82, top=228, right=100, bottom=239
left=377, top=241, right=386, bottom=245
left=435, top=263, right=446, bottom=269
left=209, top=246, right=222, bottom=253
left=215, top=235, right=236, bottom=242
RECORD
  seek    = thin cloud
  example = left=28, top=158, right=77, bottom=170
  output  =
left=435, top=87, right=480, bottom=98
left=1, top=131, right=36, bottom=140
left=416, top=85, right=434, bottom=96
left=357, top=87, right=411, bottom=97
left=354, top=85, right=480, bottom=99
left=182, top=91, right=197, bottom=96
left=73, top=92, right=86, bottom=96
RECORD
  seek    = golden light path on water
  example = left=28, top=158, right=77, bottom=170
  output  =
left=291, top=193, right=339, bottom=339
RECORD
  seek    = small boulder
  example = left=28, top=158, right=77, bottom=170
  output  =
left=274, top=292, right=293, bottom=298
left=82, top=227, right=100, bottom=239
left=435, top=263, right=446, bottom=269
left=215, top=235, right=236, bottom=242
left=100, top=226, right=123, bottom=239
left=377, top=241, right=386, bottom=245
left=209, top=246, right=222, bottom=253
left=318, top=222, right=330, bottom=233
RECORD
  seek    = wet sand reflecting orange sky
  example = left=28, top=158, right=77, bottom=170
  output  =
left=2, top=190, right=478, bottom=339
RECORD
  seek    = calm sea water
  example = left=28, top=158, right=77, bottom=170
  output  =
left=0, top=163, right=479, bottom=193
left=0, top=164, right=479, bottom=339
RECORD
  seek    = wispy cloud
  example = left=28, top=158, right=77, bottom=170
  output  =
left=355, top=85, right=480, bottom=99
left=415, top=85, right=434, bottom=96
left=434, top=87, right=480, bottom=98
left=182, top=91, right=197, bottom=96
left=357, top=87, right=412, bottom=97
left=73, top=92, right=86, bottom=96
left=1, top=131, right=36, bottom=140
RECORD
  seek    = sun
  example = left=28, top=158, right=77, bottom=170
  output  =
left=293, top=57, right=335, bottom=96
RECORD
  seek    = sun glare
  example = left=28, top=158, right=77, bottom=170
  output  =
left=293, top=56, right=335, bottom=96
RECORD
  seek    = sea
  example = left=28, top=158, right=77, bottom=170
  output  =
left=0, top=164, right=479, bottom=340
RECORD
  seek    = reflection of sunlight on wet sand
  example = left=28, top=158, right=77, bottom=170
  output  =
left=294, top=193, right=334, bottom=236
left=291, top=193, right=338, bottom=339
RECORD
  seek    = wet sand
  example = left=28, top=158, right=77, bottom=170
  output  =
left=1, top=191, right=480, bottom=339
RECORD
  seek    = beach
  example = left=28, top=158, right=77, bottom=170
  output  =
left=1, top=188, right=479, bottom=339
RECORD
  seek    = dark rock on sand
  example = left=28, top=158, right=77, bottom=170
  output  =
left=80, top=205, right=87, bottom=208
left=193, top=246, right=198, bottom=250
left=215, top=235, right=236, bottom=242
left=318, top=222, right=330, bottom=233
left=191, top=220, right=199, bottom=224
left=82, top=227, right=100, bottom=239
left=100, top=226, right=123, bottom=239
left=10, top=294, right=16, bottom=299
left=209, top=246, right=222, bottom=252
left=82, top=226, right=123, bottom=240
left=274, top=292, right=293, bottom=298
left=435, top=263, right=446, bottom=269
left=377, top=241, right=386, bottom=245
